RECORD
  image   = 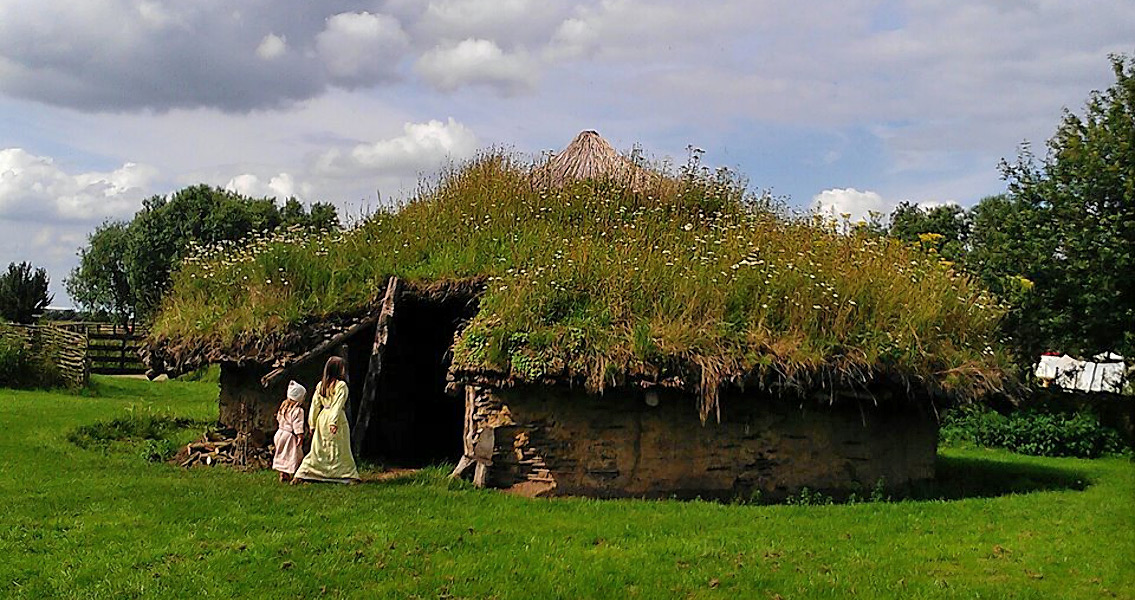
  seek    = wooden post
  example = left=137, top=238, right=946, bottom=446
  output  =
left=119, top=334, right=127, bottom=372
left=351, top=277, right=401, bottom=458
left=450, top=386, right=477, bottom=479
left=450, top=386, right=494, bottom=488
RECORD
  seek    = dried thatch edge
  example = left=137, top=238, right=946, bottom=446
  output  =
left=144, top=277, right=486, bottom=377
left=446, top=361, right=987, bottom=410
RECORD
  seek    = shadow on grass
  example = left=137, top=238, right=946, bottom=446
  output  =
left=363, top=457, right=1092, bottom=505
left=909, top=454, right=1091, bottom=501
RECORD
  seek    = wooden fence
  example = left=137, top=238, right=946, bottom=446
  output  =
left=0, top=323, right=89, bottom=388
left=60, top=322, right=149, bottom=375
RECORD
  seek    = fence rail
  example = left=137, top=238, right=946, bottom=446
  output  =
left=0, top=323, right=89, bottom=387
left=58, top=322, right=149, bottom=375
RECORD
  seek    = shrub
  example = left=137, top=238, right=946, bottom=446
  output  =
left=68, top=405, right=200, bottom=451
left=941, top=404, right=1128, bottom=458
left=0, top=332, right=26, bottom=384
left=139, top=439, right=178, bottom=462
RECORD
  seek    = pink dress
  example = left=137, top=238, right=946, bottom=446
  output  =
left=272, top=404, right=305, bottom=474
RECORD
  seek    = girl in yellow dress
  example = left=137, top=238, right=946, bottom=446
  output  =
left=293, top=356, right=360, bottom=484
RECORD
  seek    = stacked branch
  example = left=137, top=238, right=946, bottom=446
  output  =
left=177, top=431, right=271, bottom=469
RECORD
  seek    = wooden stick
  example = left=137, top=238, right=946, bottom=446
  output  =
left=352, top=277, right=401, bottom=458
left=260, top=313, right=382, bottom=388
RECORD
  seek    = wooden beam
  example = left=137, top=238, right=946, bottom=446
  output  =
left=351, top=277, right=402, bottom=458
left=260, top=313, right=382, bottom=388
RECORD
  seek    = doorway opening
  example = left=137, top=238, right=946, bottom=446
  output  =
left=361, top=291, right=479, bottom=466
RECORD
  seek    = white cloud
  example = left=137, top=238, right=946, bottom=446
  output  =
left=134, top=1, right=182, bottom=29
left=812, top=188, right=964, bottom=223
left=225, top=172, right=308, bottom=200
left=316, top=12, right=410, bottom=84
left=416, top=38, right=536, bottom=93
left=256, top=33, right=287, bottom=60
left=0, top=148, right=157, bottom=222
left=415, top=0, right=564, bottom=46
left=811, top=188, right=891, bottom=223
left=314, top=118, right=478, bottom=178
left=546, top=18, right=596, bottom=60
left=544, top=1, right=753, bottom=61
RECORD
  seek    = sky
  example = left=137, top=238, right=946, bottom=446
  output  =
left=0, top=0, right=1131, bottom=307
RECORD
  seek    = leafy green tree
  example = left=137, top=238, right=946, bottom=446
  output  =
left=887, top=202, right=972, bottom=263
left=0, top=262, right=54, bottom=323
left=124, top=185, right=285, bottom=317
left=994, top=54, right=1135, bottom=358
left=281, top=197, right=340, bottom=230
left=65, top=222, right=134, bottom=325
left=67, top=185, right=340, bottom=321
left=307, top=201, right=340, bottom=230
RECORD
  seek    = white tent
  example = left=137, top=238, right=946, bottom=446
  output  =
left=1035, top=353, right=1128, bottom=393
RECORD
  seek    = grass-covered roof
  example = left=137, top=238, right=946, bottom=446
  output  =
left=151, top=131, right=1010, bottom=418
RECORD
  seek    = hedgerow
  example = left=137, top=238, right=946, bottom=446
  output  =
left=941, top=405, right=1128, bottom=458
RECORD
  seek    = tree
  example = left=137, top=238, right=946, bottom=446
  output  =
left=65, top=222, right=134, bottom=325
left=0, top=262, right=54, bottom=323
left=307, top=202, right=341, bottom=230
left=995, top=54, right=1135, bottom=358
left=67, top=185, right=341, bottom=321
left=281, top=197, right=340, bottom=230
left=124, top=185, right=287, bottom=317
left=887, top=202, right=972, bottom=263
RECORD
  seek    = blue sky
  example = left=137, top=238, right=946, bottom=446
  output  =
left=0, top=0, right=1131, bottom=306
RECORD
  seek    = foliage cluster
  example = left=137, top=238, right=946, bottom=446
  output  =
left=67, top=404, right=200, bottom=464
left=991, top=55, right=1135, bottom=360
left=0, top=325, right=64, bottom=389
left=886, top=202, right=971, bottom=264
left=874, top=55, right=1135, bottom=363
left=154, top=154, right=1009, bottom=414
left=67, top=185, right=339, bottom=323
left=940, top=404, right=1128, bottom=458
left=0, top=262, right=53, bottom=324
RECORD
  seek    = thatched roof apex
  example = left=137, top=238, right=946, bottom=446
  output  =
left=540, top=130, right=651, bottom=189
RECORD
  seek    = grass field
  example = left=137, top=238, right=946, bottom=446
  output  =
left=2, top=377, right=1133, bottom=599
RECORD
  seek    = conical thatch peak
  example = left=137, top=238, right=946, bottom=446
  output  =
left=540, top=130, right=649, bottom=188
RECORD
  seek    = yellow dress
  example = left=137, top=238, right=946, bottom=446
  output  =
left=293, top=380, right=359, bottom=483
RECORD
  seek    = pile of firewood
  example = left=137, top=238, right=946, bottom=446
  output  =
left=177, top=430, right=271, bottom=470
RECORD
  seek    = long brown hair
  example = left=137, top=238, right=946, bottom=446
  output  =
left=278, top=398, right=297, bottom=416
left=320, top=356, right=347, bottom=398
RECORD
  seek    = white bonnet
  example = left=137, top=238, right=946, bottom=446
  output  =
left=287, top=380, right=307, bottom=402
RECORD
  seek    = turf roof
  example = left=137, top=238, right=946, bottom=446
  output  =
left=150, top=131, right=1011, bottom=418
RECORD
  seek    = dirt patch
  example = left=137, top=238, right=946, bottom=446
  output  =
left=358, top=468, right=421, bottom=483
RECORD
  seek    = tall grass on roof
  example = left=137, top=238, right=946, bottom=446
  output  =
left=153, top=153, right=1010, bottom=419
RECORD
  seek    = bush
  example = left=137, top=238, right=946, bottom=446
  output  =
left=941, top=404, right=1128, bottom=458
left=0, top=332, right=25, bottom=383
left=68, top=405, right=200, bottom=451
left=139, top=439, right=178, bottom=462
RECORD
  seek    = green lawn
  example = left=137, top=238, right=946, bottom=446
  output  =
left=2, top=377, right=1133, bottom=599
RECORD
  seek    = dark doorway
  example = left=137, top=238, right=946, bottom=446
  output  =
left=343, top=326, right=375, bottom=427
left=361, top=292, right=477, bottom=466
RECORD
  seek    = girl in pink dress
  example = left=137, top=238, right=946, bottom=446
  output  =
left=272, top=380, right=307, bottom=482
